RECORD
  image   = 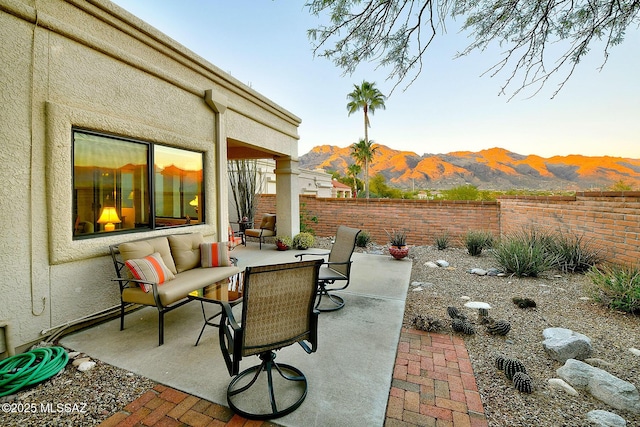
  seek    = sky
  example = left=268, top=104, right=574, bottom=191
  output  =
left=110, top=1, right=640, bottom=159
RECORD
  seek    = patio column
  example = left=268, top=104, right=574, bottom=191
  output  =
left=274, top=157, right=300, bottom=238
left=204, top=89, right=229, bottom=241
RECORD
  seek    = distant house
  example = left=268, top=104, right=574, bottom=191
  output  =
left=0, top=0, right=304, bottom=353
left=332, top=180, right=353, bottom=198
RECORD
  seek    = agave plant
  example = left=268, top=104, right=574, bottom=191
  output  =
left=386, top=229, right=407, bottom=247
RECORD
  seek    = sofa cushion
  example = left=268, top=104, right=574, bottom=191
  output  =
left=119, top=237, right=177, bottom=275
left=168, top=233, right=204, bottom=273
left=122, top=265, right=241, bottom=306
left=125, top=252, right=175, bottom=292
left=200, top=242, right=232, bottom=267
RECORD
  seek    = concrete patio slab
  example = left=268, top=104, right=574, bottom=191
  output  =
left=60, top=245, right=411, bottom=427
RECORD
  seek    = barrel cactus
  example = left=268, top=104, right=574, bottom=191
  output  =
left=451, top=318, right=475, bottom=335
left=512, top=297, right=537, bottom=308
left=413, top=315, right=444, bottom=332
left=446, top=306, right=466, bottom=320
left=487, top=320, right=511, bottom=336
left=495, top=354, right=506, bottom=370
left=512, top=372, right=533, bottom=393
left=503, top=358, right=527, bottom=380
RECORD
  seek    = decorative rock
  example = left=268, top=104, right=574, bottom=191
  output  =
left=585, top=358, right=614, bottom=369
left=512, top=372, right=533, bottom=393
left=487, top=320, right=511, bottom=336
left=468, top=268, right=487, bottom=276
left=435, top=259, right=449, bottom=267
left=460, top=295, right=471, bottom=300
left=68, top=351, right=81, bottom=359
left=424, top=261, right=438, bottom=268
left=504, top=358, right=527, bottom=380
left=412, top=287, right=423, bottom=292
left=410, top=281, right=423, bottom=287
left=586, top=409, right=627, bottom=427
left=77, top=361, right=96, bottom=372
left=72, top=357, right=91, bottom=367
left=542, top=327, right=592, bottom=362
left=629, top=348, right=640, bottom=357
left=547, top=378, right=579, bottom=396
left=557, top=359, right=640, bottom=414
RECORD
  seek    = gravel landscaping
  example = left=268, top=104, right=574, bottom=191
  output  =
left=403, top=244, right=640, bottom=427
left=1, top=239, right=639, bottom=426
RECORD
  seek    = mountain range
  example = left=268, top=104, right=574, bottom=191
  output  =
left=299, top=145, right=640, bottom=190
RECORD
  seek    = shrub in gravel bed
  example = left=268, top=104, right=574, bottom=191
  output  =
left=355, top=230, right=370, bottom=247
left=492, top=236, right=557, bottom=277
left=588, top=263, right=640, bottom=314
left=547, top=233, right=603, bottom=273
left=463, top=230, right=494, bottom=256
left=434, top=232, right=451, bottom=250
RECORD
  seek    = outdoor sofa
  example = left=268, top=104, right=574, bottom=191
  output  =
left=109, top=232, right=240, bottom=345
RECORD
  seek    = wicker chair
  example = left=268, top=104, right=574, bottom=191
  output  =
left=244, top=214, right=276, bottom=249
left=296, top=225, right=361, bottom=312
left=218, top=259, right=323, bottom=419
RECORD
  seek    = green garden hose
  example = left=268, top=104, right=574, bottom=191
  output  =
left=0, top=346, right=69, bottom=397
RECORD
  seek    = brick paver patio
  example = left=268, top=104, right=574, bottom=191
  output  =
left=99, top=328, right=487, bottom=427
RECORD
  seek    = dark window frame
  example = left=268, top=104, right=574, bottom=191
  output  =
left=72, top=128, right=204, bottom=239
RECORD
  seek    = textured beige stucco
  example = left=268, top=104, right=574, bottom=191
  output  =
left=0, top=0, right=301, bottom=351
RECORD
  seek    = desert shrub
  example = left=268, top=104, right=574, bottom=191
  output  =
left=588, top=264, right=640, bottom=314
left=293, top=232, right=315, bottom=250
left=491, top=227, right=560, bottom=276
left=463, top=230, right=494, bottom=256
left=440, top=184, right=479, bottom=201
left=434, top=232, right=450, bottom=250
left=356, top=230, right=371, bottom=248
left=492, top=236, right=557, bottom=277
left=546, top=233, right=603, bottom=273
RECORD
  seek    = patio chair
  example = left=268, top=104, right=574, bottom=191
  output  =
left=295, top=225, right=361, bottom=312
left=244, top=214, right=276, bottom=249
left=218, top=259, right=323, bottom=419
left=227, top=224, right=244, bottom=250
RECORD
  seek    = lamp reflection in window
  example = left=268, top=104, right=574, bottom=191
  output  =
left=97, top=206, right=121, bottom=231
left=189, top=195, right=199, bottom=213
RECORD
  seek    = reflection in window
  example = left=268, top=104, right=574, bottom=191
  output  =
left=72, top=130, right=203, bottom=238
left=154, top=145, right=203, bottom=228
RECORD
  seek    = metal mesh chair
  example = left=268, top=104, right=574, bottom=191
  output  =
left=244, top=214, right=276, bottom=249
left=296, top=225, right=361, bottom=311
left=218, top=259, right=322, bottom=419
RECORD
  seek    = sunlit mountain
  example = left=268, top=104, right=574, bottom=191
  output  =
left=299, top=145, right=640, bottom=190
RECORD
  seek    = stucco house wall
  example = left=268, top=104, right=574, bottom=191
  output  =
left=0, top=0, right=301, bottom=353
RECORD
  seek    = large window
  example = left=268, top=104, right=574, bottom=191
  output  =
left=73, top=129, right=203, bottom=238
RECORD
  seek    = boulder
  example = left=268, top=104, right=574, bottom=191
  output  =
left=547, top=378, right=579, bottom=396
left=542, top=327, right=592, bottom=362
left=586, top=409, right=627, bottom=426
left=557, top=359, right=640, bottom=414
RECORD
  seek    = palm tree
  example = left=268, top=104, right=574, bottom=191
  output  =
left=347, top=80, right=386, bottom=198
left=350, top=139, right=378, bottom=199
left=347, top=163, right=362, bottom=197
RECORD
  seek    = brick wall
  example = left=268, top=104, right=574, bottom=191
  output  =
left=257, top=195, right=500, bottom=246
left=499, top=192, right=640, bottom=266
left=256, top=191, right=640, bottom=265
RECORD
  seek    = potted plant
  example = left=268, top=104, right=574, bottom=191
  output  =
left=275, top=235, right=292, bottom=251
left=386, top=229, right=409, bottom=260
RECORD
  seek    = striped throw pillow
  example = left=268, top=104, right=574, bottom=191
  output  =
left=125, top=252, right=175, bottom=292
left=200, top=242, right=231, bottom=267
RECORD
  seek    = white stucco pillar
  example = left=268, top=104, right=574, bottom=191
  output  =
left=204, top=90, right=228, bottom=241
left=274, top=157, right=300, bottom=238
